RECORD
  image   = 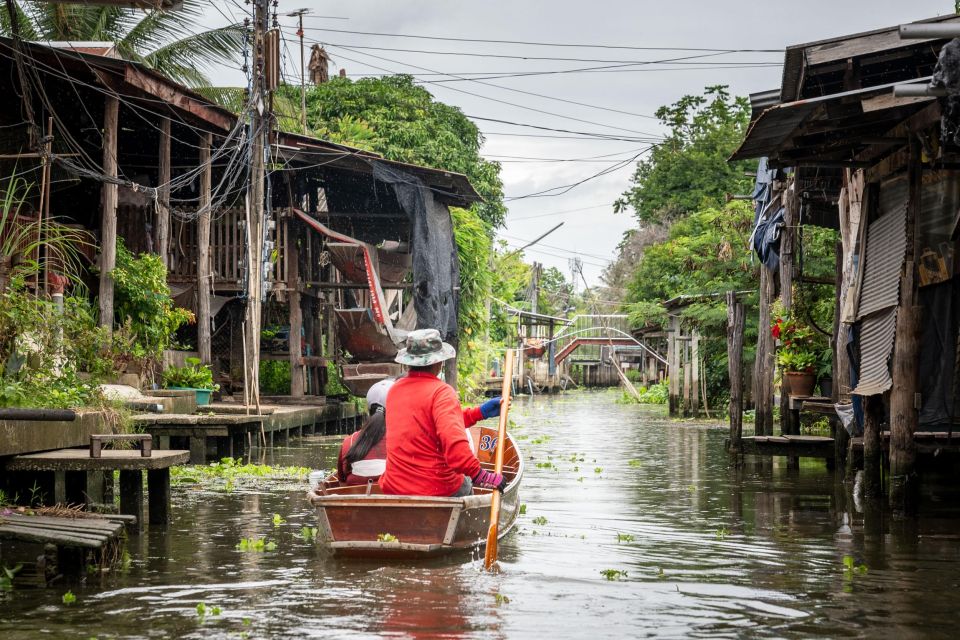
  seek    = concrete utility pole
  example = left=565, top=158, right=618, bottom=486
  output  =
left=286, top=8, right=310, bottom=134
left=244, top=0, right=271, bottom=411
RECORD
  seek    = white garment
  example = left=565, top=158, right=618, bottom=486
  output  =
left=351, top=458, right=386, bottom=477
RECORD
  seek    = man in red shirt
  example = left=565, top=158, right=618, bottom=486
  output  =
left=379, top=329, right=505, bottom=497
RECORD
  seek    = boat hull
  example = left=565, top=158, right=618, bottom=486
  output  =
left=308, top=427, right=523, bottom=558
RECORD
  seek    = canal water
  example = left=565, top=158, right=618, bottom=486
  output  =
left=2, top=390, right=960, bottom=638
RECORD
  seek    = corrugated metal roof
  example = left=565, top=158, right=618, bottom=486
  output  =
left=857, top=179, right=907, bottom=319
left=852, top=307, right=898, bottom=396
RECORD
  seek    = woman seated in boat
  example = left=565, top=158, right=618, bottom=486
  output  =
left=337, top=376, right=504, bottom=487
left=379, top=329, right=507, bottom=497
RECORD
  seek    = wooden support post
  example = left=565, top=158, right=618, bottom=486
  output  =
left=119, top=470, right=143, bottom=532
left=85, top=470, right=105, bottom=505
left=780, top=181, right=796, bottom=440
left=755, top=266, right=775, bottom=436
left=691, top=330, right=700, bottom=416
left=147, top=468, right=170, bottom=525
left=890, top=138, right=922, bottom=514
left=98, top=95, right=119, bottom=334
left=889, top=305, right=921, bottom=512
left=667, top=316, right=678, bottom=415
left=189, top=435, right=207, bottom=465
left=863, top=394, right=884, bottom=498
left=727, top=292, right=745, bottom=453
left=157, top=118, right=171, bottom=267
left=53, top=470, right=66, bottom=505
left=288, top=219, right=304, bottom=397
left=198, top=132, right=212, bottom=364
left=682, top=340, right=691, bottom=416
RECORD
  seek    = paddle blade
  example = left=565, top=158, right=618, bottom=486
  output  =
left=484, top=522, right=499, bottom=570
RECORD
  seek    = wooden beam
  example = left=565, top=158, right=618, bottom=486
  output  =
left=289, top=218, right=304, bottom=397
left=122, top=66, right=233, bottom=132
left=99, top=95, right=119, bottom=334
left=197, top=132, right=212, bottom=365
left=754, top=266, right=775, bottom=436
left=157, top=118, right=171, bottom=268
left=727, top=292, right=745, bottom=453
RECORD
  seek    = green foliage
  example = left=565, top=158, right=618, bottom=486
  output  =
left=377, top=533, right=399, bottom=543
left=616, top=86, right=753, bottom=225
left=451, top=206, right=494, bottom=396
left=259, top=360, right=291, bottom=395
left=113, top=239, right=193, bottom=368
left=636, top=381, right=668, bottom=405
left=236, top=537, right=276, bottom=552
left=616, top=533, right=635, bottom=543
left=600, top=569, right=628, bottom=581
left=61, top=590, right=76, bottom=605
left=0, top=1, right=244, bottom=87
left=532, top=516, right=548, bottom=526
left=171, top=457, right=309, bottom=491
left=293, top=75, right=505, bottom=227
left=163, top=357, right=217, bottom=390
left=325, top=361, right=350, bottom=396
left=0, top=563, right=22, bottom=591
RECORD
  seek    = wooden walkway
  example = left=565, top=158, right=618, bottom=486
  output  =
left=738, top=435, right=836, bottom=459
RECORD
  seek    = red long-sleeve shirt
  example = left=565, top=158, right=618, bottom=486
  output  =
left=379, top=372, right=482, bottom=496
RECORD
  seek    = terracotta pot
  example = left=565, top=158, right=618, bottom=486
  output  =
left=786, top=371, right=816, bottom=397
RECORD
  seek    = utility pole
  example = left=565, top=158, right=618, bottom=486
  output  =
left=286, top=8, right=310, bottom=134
left=245, top=0, right=271, bottom=412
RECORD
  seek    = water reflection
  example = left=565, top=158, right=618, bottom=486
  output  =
left=2, top=391, right=960, bottom=638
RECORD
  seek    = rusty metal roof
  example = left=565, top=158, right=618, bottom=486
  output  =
left=852, top=307, right=898, bottom=396
left=857, top=182, right=907, bottom=319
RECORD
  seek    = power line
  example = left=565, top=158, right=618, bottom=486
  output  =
left=505, top=149, right=650, bottom=201
left=508, top=203, right=613, bottom=220
left=467, top=115, right=661, bottom=141
left=294, top=24, right=782, bottom=53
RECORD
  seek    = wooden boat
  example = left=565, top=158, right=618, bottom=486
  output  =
left=307, top=425, right=523, bottom=558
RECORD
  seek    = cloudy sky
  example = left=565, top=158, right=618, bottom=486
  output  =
left=204, top=0, right=951, bottom=287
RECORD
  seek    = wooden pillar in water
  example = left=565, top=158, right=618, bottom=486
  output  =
left=197, top=132, right=212, bottom=365
left=890, top=140, right=921, bottom=513
left=691, top=330, right=700, bottom=416
left=780, top=179, right=796, bottom=440
left=99, top=96, right=119, bottom=333
left=157, top=118, right=171, bottom=268
left=862, top=394, right=883, bottom=498
left=727, top=291, right=745, bottom=453
left=667, top=316, right=678, bottom=415
left=754, top=266, right=775, bottom=436
left=289, top=217, right=304, bottom=397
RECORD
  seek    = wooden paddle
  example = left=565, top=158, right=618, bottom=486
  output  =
left=484, top=347, right=516, bottom=571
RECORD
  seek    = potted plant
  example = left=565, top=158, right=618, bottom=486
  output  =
left=162, top=357, right=219, bottom=405
left=772, top=312, right=819, bottom=398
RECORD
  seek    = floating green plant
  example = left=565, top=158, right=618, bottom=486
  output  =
left=657, top=567, right=666, bottom=579
left=842, top=555, right=868, bottom=575
left=532, top=516, right=548, bottom=526
left=62, top=590, right=76, bottom=605
left=519, top=504, right=527, bottom=515
left=616, top=533, right=635, bottom=543
left=600, top=569, right=627, bottom=581
left=172, top=458, right=310, bottom=491
left=594, top=467, right=603, bottom=474
left=535, top=462, right=555, bottom=470
left=716, top=527, right=729, bottom=540
left=627, top=459, right=642, bottom=468
left=494, top=593, right=510, bottom=606
left=300, top=526, right=318, bottom=541
left=0, top=564, right=22, bottom=591
left=236, top=537, right=276, bottom=552
left=377, top=533, right=399, bottom=543
left=577, top=476, right=584, bottom=482
left=272, top=513, right=285, bottom=527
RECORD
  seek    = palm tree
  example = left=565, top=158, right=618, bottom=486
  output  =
left=0, top=0, right=244, bottom=87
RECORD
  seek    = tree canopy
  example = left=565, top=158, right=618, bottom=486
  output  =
left=295, top=75, right=506, bottom=228
left=0, top=0, right=244, bottom=88
left=615, top=85, right=753, bottom=226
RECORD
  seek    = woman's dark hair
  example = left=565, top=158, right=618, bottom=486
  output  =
left=345, top=409, right=386, bottom=467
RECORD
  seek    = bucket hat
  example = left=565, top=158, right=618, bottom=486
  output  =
left=395, top=328, right=456, bottom=366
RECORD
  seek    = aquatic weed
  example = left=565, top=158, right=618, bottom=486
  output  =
left=62, top=590, right=76, bottom=604
left=594, top=467, right=603, bottom=474
left=0, top=564, right=22, bottom=590
left=300, top=526, right=318, bottom=541
left=494, top=593, right=510, bottom=606
left=600, top=569, right=627, bottom=581
left=616, top=533, right=635, bottom=543
left=519, top=504, right=527, bottom=515
left=272, top=513, right=285, bottom=527
left=842, top=555, right=868, bottom=575
left=377, top=533, right=399, bottom=543
left=236, top=537, right=277, bottom=552
left=627, top=459, right=642, bottom=468
left=716, top=527, right=729, bottom=540
left=532, top=516, right=548, bottom=526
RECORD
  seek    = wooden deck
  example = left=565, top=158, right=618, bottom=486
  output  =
left=0, top=513, right=125, bottom=549
left=3, top=448, right=189, bottom=530
left=850, top=431, right=960, bottom=456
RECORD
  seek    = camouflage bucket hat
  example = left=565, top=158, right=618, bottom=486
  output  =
left=395, top=328, right=457, bottom=366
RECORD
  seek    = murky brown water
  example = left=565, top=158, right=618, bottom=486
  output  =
left=2, top=391, right=960, bottom=638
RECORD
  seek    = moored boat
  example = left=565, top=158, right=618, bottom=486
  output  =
left=307, top=425, right=523, bottom=558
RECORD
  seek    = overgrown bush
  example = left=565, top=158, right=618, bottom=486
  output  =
left=163, top=357, right=218, bottom=390
left=259, top=360, right=291, bottom=395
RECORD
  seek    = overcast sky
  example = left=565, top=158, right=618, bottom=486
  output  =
left=204, top=1, right=952, bottom=289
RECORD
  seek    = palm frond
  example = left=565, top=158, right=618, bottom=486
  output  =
left=0, top=1, right=40, bottom=40
left=119, top=0, right=214, bottom=58
left=193, top=86, right=246, bottom=113
left=141, top=25, right=245, bottom=87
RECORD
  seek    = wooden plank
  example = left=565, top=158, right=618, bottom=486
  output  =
left=198, top=132, right=212, bottom=364
left=4, top=513, right=123, bottom=531
left=0, top=516, right=121, bottom=535
left=4, top=449, right=189, bottom=471
left=98, top=95, right=119, bottom=334
left=0, top=524, right=107, bottom=548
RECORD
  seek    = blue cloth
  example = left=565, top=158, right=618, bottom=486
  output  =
left=480, top=397, right=501, bottom=419
left=752, top=206, right=784, bottom=270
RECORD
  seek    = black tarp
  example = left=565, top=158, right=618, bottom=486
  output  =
left=372, top=162, right=460, bottom=343
left=919, top=279, right=959, bottom=428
